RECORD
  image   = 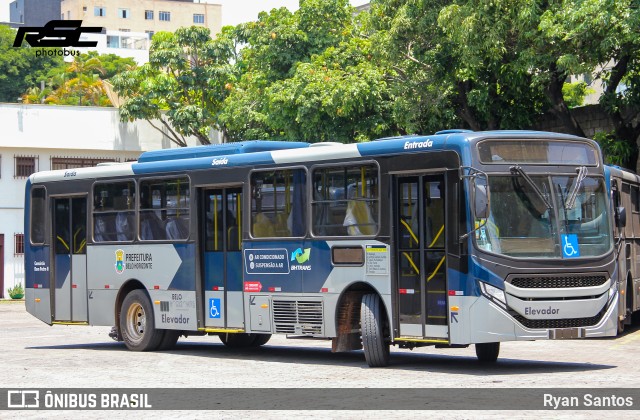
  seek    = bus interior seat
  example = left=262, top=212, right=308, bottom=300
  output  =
left=115, top=212, right=134, bottom=241
left=140, top=211, right=166, bottom=240
left=253, top=213, right=275, bottom=237
left=166, top=217, right=189, bottom=240
left=344, top=200, right=375, bottom=236
left=94, top=214, right=116, bottom=242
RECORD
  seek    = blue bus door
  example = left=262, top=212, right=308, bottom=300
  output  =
left=201, top=187, right=243, bottom=329
left=395, top=174, right=449, bottom=339
left=52, top=196, right=87, bottom=322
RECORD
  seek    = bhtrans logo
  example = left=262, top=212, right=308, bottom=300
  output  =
left=13, top=20, right=102, bottom=58
left=290, top=247, right=311, bottom=270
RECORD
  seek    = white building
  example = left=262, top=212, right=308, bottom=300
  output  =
left=0, top=103, right=213, bottom=297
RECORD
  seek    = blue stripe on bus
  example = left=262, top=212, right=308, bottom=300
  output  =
left=168, top=243, right=196, bottom=291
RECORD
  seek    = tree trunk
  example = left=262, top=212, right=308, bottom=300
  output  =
left=545, top=64, right=586, bottom=138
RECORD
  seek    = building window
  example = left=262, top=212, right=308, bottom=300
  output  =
left=118, top=8, right=129, bottom=19
left=119, top=29, right=130, bottom=32
left=51, top=157, right=119, bottom=170
left=107, top=35, right=120, bottom=48
left=67, top=11, right=71, bottom=19
left=83, top=6, right=87, bottom=12
left=15, top=156, right=37, bottom=178
left=145, top=31, right=155, bottom=39
left=14, top=234, right=24, bottom=255
left=94, top=6, right=106, bottom=17
left=145, top=10, right=153, bottom=20
left=159, top=11, right=170, bottom=21
left=193, top=14, right=204, bottom=24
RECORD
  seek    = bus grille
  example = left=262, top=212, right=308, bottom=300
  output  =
left=513, top=307, right=606, bottom=329
left=509, top=274, right=608, bottom=289
left=273, top=300, right=324, bottom=335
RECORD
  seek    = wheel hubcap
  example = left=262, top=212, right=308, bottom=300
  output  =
left=126, top=302, right=146, bottom=345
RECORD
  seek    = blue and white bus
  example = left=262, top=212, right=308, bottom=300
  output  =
left=605, top=165, right=640, bottom=332
left=24, top=130, right=618, bottom=366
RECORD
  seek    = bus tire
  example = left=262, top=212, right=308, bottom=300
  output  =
left=120, top=289, right=164, bottom=351
left=360, top=293, right=390, bottom=367
left=157, top=330, right=180, bottom=351
left=475, top=342, right=500, bottom=362
left=251, top=334, right=271, bottom=347
left=220, top=333, right=255, bottom=348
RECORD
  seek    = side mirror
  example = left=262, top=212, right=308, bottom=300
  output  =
left=473, top=179, right=489, bottom=219
left=616, top=206, right=627, bottom=228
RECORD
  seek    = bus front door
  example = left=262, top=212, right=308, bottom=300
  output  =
left=395, top=174, right=449, bottom=339
left=52, top=196, right=87, bottom=322
left=201, top=187, right=243, bottom=329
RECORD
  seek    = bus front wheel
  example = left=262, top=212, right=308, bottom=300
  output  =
left=475, top=342, right=500, bottom=362
left=360, top=293, right=390, bottom=367
left=120, top=289, right=164, bottom=351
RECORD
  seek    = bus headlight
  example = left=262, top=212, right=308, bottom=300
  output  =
left=480, top=281, right=507, bottom=309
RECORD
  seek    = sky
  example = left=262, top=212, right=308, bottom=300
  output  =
left=0, top=1, right=369, bottom=26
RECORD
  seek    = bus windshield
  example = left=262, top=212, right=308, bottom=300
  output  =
left=476, top=173, right=611, bottom=258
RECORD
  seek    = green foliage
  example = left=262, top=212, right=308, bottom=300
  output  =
left=562, top=82, right=595, bottom=108
left=593, top=131, right=634, bottom=166
left=0, top=25, right=63, bottom=103
left=220, top=0, right=397, bottom=142
left=112, top=26, right=238, bottom=146
left=8, top=283, right=24, bottom=299
left=21, top=53, right=118, bottom=107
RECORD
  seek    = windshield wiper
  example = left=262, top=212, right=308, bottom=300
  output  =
left=510, top=165, right=552, bottom=210
left=565, top=166, right=588, bottom=210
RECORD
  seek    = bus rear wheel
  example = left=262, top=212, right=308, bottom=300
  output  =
left=475, top=342, right=500, bottom=362
left=220, top=333, right=256, bottom=348
left=360, top=293, right=390, bottom=367
left=120, top=289, right=164, bottom=351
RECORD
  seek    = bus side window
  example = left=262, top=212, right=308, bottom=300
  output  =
left=251, top=169, right=306, bottom=238
left=93, top=181, right=135, bottom=243
left=139, top=177, right=189, bottom=241
left=312, top=165, right=378, bottom=236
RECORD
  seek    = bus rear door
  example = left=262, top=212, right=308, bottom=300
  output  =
left=200, top=187, right=244, bottom=329
left=52, top=196, right=88, bottom=322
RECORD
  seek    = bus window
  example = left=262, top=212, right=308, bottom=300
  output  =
left=251, top=169, right=306, bottom=238
left=139, top=177, right=190, bottom=241
left=30, top=187, right=46, bottom=244
left=93, top=181, right=135, bottom=242
left=312, top=165, right=378, bottom=236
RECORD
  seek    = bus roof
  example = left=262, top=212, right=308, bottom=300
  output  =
left=29, top=130, right=592, bottom=183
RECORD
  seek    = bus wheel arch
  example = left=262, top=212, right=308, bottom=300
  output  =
left=113, top=278, right=146, bottom=338
left=333, top=282, right=390, bottom=354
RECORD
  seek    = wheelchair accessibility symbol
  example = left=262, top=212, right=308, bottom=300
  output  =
left=561, top=234, right=580, bottom=258
left=209, top=298, right=221, bottom=318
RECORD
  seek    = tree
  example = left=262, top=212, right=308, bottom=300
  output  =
left=539, top=0, right=640, bottom=169
left=0, top=25, right=63, bottom=102
left=112, top=26, right=239, bottom=146
left=220, top=0, right=396, bottom=142
left=372, top=0, right=640, bottom=169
